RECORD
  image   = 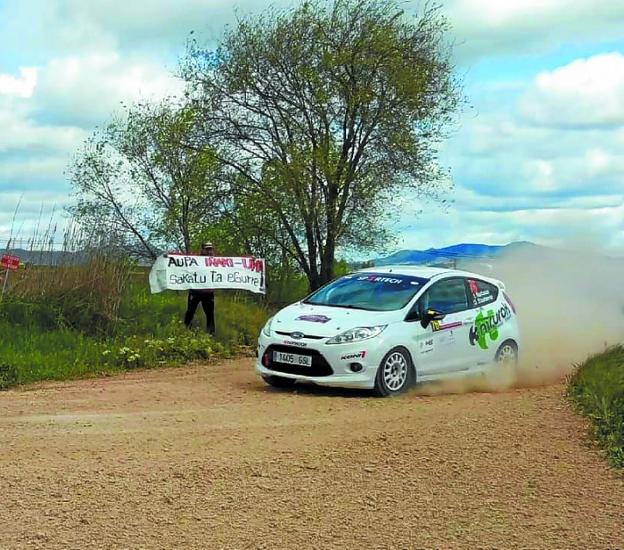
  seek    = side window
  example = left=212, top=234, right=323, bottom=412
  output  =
left=466, top=278, right=499, bottom=307
left=420, top=278, right=469, bottom=315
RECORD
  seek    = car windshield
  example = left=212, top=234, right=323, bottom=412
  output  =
left=303, top=273, right=428, bottom=311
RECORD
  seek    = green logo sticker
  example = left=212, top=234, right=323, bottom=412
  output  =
left=469, top=304, right=511, bottom=350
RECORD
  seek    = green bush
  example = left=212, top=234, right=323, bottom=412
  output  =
left=0, top=363, right=18, bottom=390
left=0, top=300, right=62, bottom=330
left=567, top=345, right=624, bottom=468
left=0, top=281, right=270, bottom=390
left=117, top=282, right=270, bottom=344
left=1, top=276, right=270, bottom=338
left=0, top=324, right=229, bottom=388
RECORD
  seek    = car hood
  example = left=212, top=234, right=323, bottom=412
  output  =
left=272, top=302, right=398, bottom=338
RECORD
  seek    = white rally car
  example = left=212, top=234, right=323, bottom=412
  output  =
left=256, top=266, right=520, bottom=396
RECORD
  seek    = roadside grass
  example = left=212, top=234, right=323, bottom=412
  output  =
left=121, top=282, right=268, bottom=346
left=0, top=322, right=221, bottom=388
left=567, top=345, right=624, bottom=468
left=0, top=225, right=280, bottom=390
left=0, top=285, right=269, bottom=390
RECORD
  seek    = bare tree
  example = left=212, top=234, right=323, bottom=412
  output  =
left=70, top=100, right=226, bottom=258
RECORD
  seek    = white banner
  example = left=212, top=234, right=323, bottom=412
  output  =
left=149, top=254, right=266, bottom=294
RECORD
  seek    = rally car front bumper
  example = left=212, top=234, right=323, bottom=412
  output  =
left=255, top=332, right=387, bottom=389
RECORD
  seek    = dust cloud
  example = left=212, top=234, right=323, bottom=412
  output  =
left=416, top=244, right=624, bottom=395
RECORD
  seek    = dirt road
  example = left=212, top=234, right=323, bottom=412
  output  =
left=1, top=359, right=622, bottom=549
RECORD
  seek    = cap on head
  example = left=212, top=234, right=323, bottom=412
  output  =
left=201, top=242, right=214, bottom=249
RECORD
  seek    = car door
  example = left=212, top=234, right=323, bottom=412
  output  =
left=406, top=277, right=475, bottom=376
left=464, top=277, right=503, bottom=366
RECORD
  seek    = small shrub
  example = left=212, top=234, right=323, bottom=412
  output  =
left=567, top=345, right=624, bottom=468
left=0, top=363, right=18, bottom=390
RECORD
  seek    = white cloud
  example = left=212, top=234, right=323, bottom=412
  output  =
left=0, top=0, right=295, bottom=62
left=0, top=156, right=72, bottom=183
left=2, top=0, right=624, bottom=253
left=445, top=0, right=624, bottom=62
left=2, top=0, right=624, bottom=70
left=399, top=201, right=624, bottom=252
left=9, top=0, right=621, bottom=68
left=444, top=95, right=624, bottom=200
left=409, top=50, right=624, bottom=254
left=450, top=0, right=564, bottom=26
left=0, top=47, right=184, bottom=226
left=0, top=68, right=37, bottom=98
left=34, top=52, right=185, bottom=128
left=0, top=191, right=70, bottom=244
left=0, top=102, right=86, bottom=154
left=520, top=53, right=624, bottom=128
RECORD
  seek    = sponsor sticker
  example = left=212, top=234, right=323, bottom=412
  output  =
left=469, top=303, right=512, bottom=350
left=419, top=338, right=434, bottom=354
left=340, top=351, right=367, bottom=361
left=431, top=320, right=462, bottom=332
left=283, top=340, right=307, bottom=347
left=468, top=279, right=479, bottom=295
left=296, top=314, right=331, bottom=323
left=357, top=275, right=404, bottom=284
left=438, top=330, right=456, bottom=346
left=468, top=279, right=495, bottom=305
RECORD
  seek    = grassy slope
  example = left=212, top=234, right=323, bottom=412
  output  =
left=567, top=345, right=624, bottom=468
left=0, top=288, right=269, bottom=389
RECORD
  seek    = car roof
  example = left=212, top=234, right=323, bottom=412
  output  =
left=355, top=265, right=504, bottom=287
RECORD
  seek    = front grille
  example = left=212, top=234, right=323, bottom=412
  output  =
left=264, top=344, right=334, bottom=377
left=275, top=331, right=324, bottom=340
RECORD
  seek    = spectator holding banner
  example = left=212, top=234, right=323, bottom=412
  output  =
left=184, top=242, right=216, bottom=334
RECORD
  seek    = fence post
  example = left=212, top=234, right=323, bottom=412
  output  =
left=0, top=268, right=9, bottom=300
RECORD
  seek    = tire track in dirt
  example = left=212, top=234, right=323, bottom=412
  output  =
left=0, top=359, right=622, bottom=549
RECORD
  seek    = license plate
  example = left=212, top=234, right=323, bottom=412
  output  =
left=273, top=351, right=312, bottom=367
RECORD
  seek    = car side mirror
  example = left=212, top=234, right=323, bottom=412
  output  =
left=420, top=308, right=446, bottom=329
left=405, top=309, right=419, bottom=322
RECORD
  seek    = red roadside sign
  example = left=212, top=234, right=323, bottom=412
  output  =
left=1, top=254, right=20, bottom=271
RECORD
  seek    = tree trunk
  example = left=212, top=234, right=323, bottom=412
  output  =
left=319, top=235, right=335, bottom=287
left=305, top=218, right=322, bottom=291
left=308, top=268, right=322, bottom=292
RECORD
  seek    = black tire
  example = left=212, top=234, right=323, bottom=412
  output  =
left=262, top=375, right=297, bottom=389
left=495, top=340, right=518, bottom=366
left=373, top=347, right=414, bottom=397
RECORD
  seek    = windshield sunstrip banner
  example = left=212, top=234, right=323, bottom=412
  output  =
left=343, top=273, right=429, bottom=285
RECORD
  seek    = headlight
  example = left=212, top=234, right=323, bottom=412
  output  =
left=262, top=316, right=274, bottom=337
left=326, top=325, right=387, bottom=345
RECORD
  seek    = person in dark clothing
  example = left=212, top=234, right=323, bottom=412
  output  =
left=184, top=242, right=216, bottom=334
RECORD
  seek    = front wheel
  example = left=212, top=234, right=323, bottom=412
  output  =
left=373, top=348, right=414, bottom=397
left=262, top=375, right=297, bottom=389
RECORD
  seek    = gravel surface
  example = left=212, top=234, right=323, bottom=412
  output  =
left=1, top=359, right=623, bottom=549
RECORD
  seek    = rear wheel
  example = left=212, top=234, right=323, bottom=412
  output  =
left=262, top=375, right=297, bottom=389
left=495, top=340, right=518, bottom=366
left=373, top=348, right=414, bottom=397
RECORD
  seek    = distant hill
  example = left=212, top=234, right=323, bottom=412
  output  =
left=3, top=249, right=83, bottom=266
left=374, top=241, right=540, bottom=266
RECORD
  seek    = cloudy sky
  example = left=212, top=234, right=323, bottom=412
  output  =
left=1, top=0, right=623, bottom=253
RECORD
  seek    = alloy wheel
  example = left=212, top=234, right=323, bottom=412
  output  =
left=383, top=352, right=408, bottom=391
